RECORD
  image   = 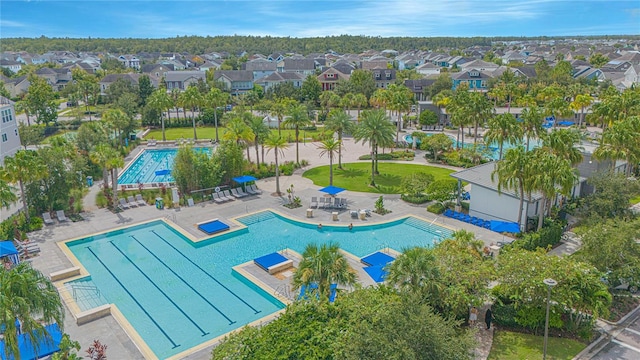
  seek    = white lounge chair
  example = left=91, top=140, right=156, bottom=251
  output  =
left=245, top=186, right=258, bottom=195
left=187, top=198, right=195, bottom=207
left=249, top=184, right=263, bottom=195
left=15, top=241, right=41, bottom=257
left=222, top=190, right=235, bottom=201
left=56, top=210, right=68, bottom=222
left=231, top=188, right=246, bottom=198
left=310, top=197, right=318, bottom=208
left=118, top=198, right=130, bottom=210
left=318, top=197, right=326, bottom=208
left=135, top=194, right=147, bottom=206
left=42, top=212, right=54, bottom=225
left=127, top=196, right=138, bottom=207
left=236, top=187, right=250, bottom=197
left=212, top=192, right=226, bottom=204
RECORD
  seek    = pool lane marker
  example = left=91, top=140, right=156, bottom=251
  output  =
left=130, top=235, right=236, bottom=325
left=150, top=229, right=262, bottom=314
left=85, top=246, right=181, bottom=349
left=109, top=241, right=211, bottom=336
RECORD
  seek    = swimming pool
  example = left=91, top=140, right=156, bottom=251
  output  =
left=413, top=132, right=540, bottom=160
left=64, top=211, right=452, bottom=359
left=118, top=148, right=212, bottom=185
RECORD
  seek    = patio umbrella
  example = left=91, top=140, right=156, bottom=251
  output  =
left=319, top=185, right=345, bottom=196
left=233, top=175, right=258, bottom=191
left=0, top=241, right=20, bottom=266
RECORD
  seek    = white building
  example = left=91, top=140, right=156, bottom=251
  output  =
left=0, top=96, right=21, bottom=165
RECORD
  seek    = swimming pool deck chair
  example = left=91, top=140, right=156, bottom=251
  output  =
left=249, top=184, right=263, bottom=195
left=310, top=197, right=318, bottom=208
left=318, top=197, right=326, bottom=208
left=135, top=194, right=147, bottom=206
left=118, top=198, right=130, bottom=210
left=212, top=192, right=226, bottom=204
left=235, top=187, right=250, bottom=197
left=127, top=196, right=138, bottom=207
left=245, top=186, right=258, bottom=195
left=230, top=188, right=246, bottom=198
left=56, top=210, right=68, bottom=222
left=222, top=190, right=236, bottom=201
left=42, top=212, right=55, bottom=225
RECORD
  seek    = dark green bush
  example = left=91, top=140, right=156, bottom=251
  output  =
left=507, top=222, right=564, bottom=251
left=427, top=203, right=445, bottom=214
left=401, top=194, right=431, bottom=204
left=358, top=150, right=415, bottom=161
left=0, top=213, right=44, bottom=241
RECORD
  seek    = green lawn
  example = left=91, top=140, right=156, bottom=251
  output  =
left=303, top=162, right=455, bottom=194
left=488, top=331, right=586, bottom=360
left=630, top=194, right=640, bottom=205
left=145, top=127, right=326, bottom=141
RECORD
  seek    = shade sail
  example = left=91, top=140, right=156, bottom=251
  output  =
left=233, top=175, right=257, bottom=183
left=0, top=323, right=62, bottom=360
left=319, top=185, right=345, bottom=195
left=489, top=220, right=521, bottom=234
left=0, top=241, right=19, bottom=265
left=364, top=265, right=388, bottom=283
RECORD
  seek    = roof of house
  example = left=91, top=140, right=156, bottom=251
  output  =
left=257, top=72, right=305, bottom=83
left=450, top=162, right=543, bottom=201
left=283, top=58, right=316, bottom=71
left=100, top=73, right=142, bottom=84
left=459, top=59, right=499, bottom=70
left=214, top=70, right=254, bottom=82
left=164, top=71, right=205, bottom=82
left=141, top=63, right=175, bottom=73
left=243, top=59, right=277, bottom=71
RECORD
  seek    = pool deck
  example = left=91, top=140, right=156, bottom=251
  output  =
left=24, top=140, right=509, bottom=360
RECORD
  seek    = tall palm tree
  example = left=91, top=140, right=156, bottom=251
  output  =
left=491, top=146, right=535, bottom=229
left=247, top=115, right=271, bottom=165
left=387, top=247, right=442, bottom=300
left=223, top=117, right=254, bottom=162
left=531, top=150, right=577, bottom=230
left=89, top=143, right=118, bottom=191
left=264, top=134, right=290, bottom=195
left=468, top=91, right=493, bottom=141
left=1, top=150, right=47, bottom=222
left=317, top=138, right=341, bottom=186
left=292, top=242, right=356, bottom=302
left=320, top=91, right=341, bottom=117
left=353, top=109, right=396, bottom=186
left=170, top=88, right=182, bottom=121
left=107, top=151, right=124, bottom=209
left=147, top=88, right=173, bottom=141
left=0, top=262, right=65, bottom=360
left=448, top=84, right=472, bottom=149
left=102, top=108, right=130, bottom=148
left=270, top=98, right=291, bottom=136
left=543, top=128, right=584, bottom=166
left=205, top=88, right=230, bottom=143
left=179, top=86, right=203, bottom=140
left=520, top=106, right=545, bottom=151
left=484, top=113, right=523, bottom=160
left=282, top=104, right=310, bottom=165
left=593, top=118, right=639, bottom=175
left=388, top=84, right=413, bottom=144
left=324, top=110, right=354, bottom=169
left=0, top=177, right=17, bottom=211
left=570, top=94, right=594, bottom=129
left=352, top=93, right=368, bottom=121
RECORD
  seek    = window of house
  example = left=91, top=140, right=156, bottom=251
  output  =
left=375, top=73, right=380, bottom=78
left=15, top=129, right=18, bottom=136
left=385, top=72, right=391, bottom=79
left=2, top=133, right=7, bottom=142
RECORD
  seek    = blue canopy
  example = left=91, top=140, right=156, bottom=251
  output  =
left=364, top=265, right=388, bottom=283
left=155, top=169, right=171, bottom=176
left=319, top=185, right=345, bottom=195
left=557, top=120, right=575, bottom=126
left=233, top=175, right=257, bottom=183
left=0, top=241, right=19, bottom=266
left=489, top=220, right=521, bottom=234
left=0, top=323, right=62, bottom=360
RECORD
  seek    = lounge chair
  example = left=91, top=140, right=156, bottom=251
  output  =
left=56, top=210, right=68, bottom=222
left=350, top=210, right=358, bottom=219
left=118, top=198, right=130, bottom=210
left=245, top=186, right=258, bottom=195
left=339, top=198, right=348, bottom=209
left=187, top=198, right=195, bottom=207
left=310, top=197, right=318, bottom=208
left=127, top=196, right=138, bottom=207
left=230, top=188, right=245, bottom=198
left=135, top=194, right=147, bottom=206
left=42, top=212, right=55, bottom=225
left=236, top=187, right=250, bottom=197
left=15, top=241, right=41, bottom=257
left=325, top=198, right=333, bottom=209
left=222, top=190, right=236, bottom=201
left=318, top=197, right=326, bottom=208
left=249, top=184, right=263, bottom=195
left=363, top=209, right=372, bottom=217
left=212, top=192, right=226, bottom=204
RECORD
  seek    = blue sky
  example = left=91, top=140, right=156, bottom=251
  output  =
left=2, top=0, right=639, bottom=38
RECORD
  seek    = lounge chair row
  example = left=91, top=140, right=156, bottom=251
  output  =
left=350, top=209, right=372, bottom=218
left=310, top=197, right=347, bottom=209
left=119, top=194, right=147, bottom=210
left=42, top=210, right=68, bottom=225
left=212, top=185, right=263, bottom=204
left=14, top=240, right=41, bottom=257
left=443, top=209, right=491, bottom=229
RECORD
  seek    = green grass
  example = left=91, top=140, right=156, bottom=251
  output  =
left=630, top=194, right=640, bottom=205
left=303, top=162, right=455, bottom=194
left=145, top=127, right=326, bottom=141
left=488, top=331, right=586, bottom=360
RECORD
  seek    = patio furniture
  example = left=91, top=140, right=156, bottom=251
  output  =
left=325, top=198, right=333, bottom=209
left=332, top=212, right=339, bottom=221
left=42, top=213, right=54, bottom=225
left=118, top=198, right=130, bottom=210
left=231, top=188, right=246, bottom=198
left=350, top=210, right=358, bottom=219
left=236, top=187, right=250, bottom=197
left=306, top=209, right=314, bottom=218
left=249, top=184, right=263, bottom=195
left=135, top=194, right=147, bottom=206
left=56, top=210, right=68, bottom=221
left=245, top=186, right=258, bottom=195
left=318, top=197, right=326, bottom=208
left=310, top=197, right=318, bottom=208
left=222, top=190, right=236, bottom=201
left=187, top=198, right=195, bottom=207
left=127, top=196, right=138, bottom=207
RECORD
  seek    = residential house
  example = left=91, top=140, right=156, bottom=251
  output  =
left=361, top=60, right=390, bottom=70
left=243, top=59, right=277, bottom=80
left=1, top=75, right=30, bottom=98
left=490, top=66, right=537, bottom=81
left=371, top=68, right=396, bottom=89
left=198, top=60, right=222, bottom=73
left=255, top=72, right=305, bottom=92
left=164, top=71, right=206, bottom=91
left=328, top=59, right=355, bottom=76
left=282, top=59, right=316, bottom=76
left=267, top=52, right=284, bottom=62
left=0, top=96, right=20, bottom=166
left=63, top=61, right=99, bottom=74
left=405, top=79, right=436, bottom=101
left=416, top=63, right=441, bottom=76
left=501, top=50, right=527, bottom=64
left=161, top=59, right=187, bottom=71
left=623, top=65, right=640, bottom=88
left=451, top=69, right=491, bottom=91
left=317, top=68, right=350, bottom=91
left=213, top=70, right=254, bottom=95
left=0, top=60, right=22, bottom=73
left=118, top=55, right=140, bottom=70
left=99, top=73, right=143, bottom=95
left=459, top=59, right=499, bottom=72
left=141, top=64, right=174, bottom=79
left=396, top=53, right=422, bottom=70
left=34, top=67, right=72, bottom=91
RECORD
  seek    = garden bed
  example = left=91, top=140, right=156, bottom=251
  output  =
left=607, top=294, right=640, bottom=322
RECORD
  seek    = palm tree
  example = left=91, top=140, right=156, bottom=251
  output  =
left=264, top=134, right=290, bottom=195
left=0, top=263, right=65, bottom=360
left=388, top=84, right=413, bottom=143
left=468, top=91, right=493, bottom=141
left=543, top=128, right=584, bottom=166
left=353, top=110, right=396, bottom=186
left=102, top=108, right=130, bottom=148
left=107, top=151, right=124, bottom=209
left=282, top=104, right=310, bottom=165
left=179, top=86, right=203, bottom=140
left=570, top=94, right=594, bottom=129
left=147, top=88, right=173, bottom=141
left=448, top=84, right=472, bottom=149
left=531, top=150, right=577, bottom=230
left=247, top=115, right=271, bottom=165
left=484, top=113, right=523, bottom=160
left=593, top=118, right=639, bottom=175
left=223, top=117, right=254, bottom=162
left=387, top=247, right=442, bottom=301
left=0, top=177, right=17, bottom=210
left=205, top=88, right=230, bottom=143
left=1, top=150, right=47, bottom=222
left=491, top=146, right=535, bottom=229
left=352, top=93, right=368, bottom=121
left=320, top=91, right=341, bottom=117
left=171, top=88, right=182, bottom=121
left=520, top=106, right=545, bottom=151
left=324, top=110, right=354, bottom=169
left=89, top=143, right=118, bottom=191
left=292, top=242, right=356, bottom=302
left=317, top=138, right=341, bottom=186
left=270, top=98, right=291, bottom=136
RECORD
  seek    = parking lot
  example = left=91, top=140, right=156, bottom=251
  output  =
left=590, top=311, right=640, bottom=360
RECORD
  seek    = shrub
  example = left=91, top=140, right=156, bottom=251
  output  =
left=507, top=222, right=564, bottom=251
left=358, top=150, right=415, bottom=161
left=427, top=203, right=445, bottom=214
left=402, top=194, right=431, bottom=204
left=0, top=213, right=44, bottom=240
left=95, top=191, right=108, bottom=208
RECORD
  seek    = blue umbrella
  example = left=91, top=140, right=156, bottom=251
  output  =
left=319, top=185, right=345, bottom=196
left=232, top=175, right=257, bottom=183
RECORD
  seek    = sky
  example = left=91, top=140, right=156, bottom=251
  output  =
left=1, top=0, right=639, bottom=39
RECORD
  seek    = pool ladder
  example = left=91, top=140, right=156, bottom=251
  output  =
left=378, top=244, right=390, bottom=253
left=69, top=283, right=101, bottom=301
left=274, top=284, right=293, bottom=300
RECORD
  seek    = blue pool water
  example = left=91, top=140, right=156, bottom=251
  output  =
left=118, top=148, right=212, bottom=185
left=412, top=133, right=540, bottom=160
left=65, top=211, right=451, bottom=359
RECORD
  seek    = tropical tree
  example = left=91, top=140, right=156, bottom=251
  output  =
left=570, top=94, right=594, bottom=129
left=179, top=86, right=203, bottom=140
left=320, top=91, right=341, bottom=118
left=89, top=143, right=119, bottom=191
left=222, top=116, right=253, bottom=162
left=205, top=87, right=230, bottom=143
left=352, top=93, right=368, bottom=120
left=282, top=104, right=310, bottom=165
left=269, top=98, right=293, bottom=136
left=448, top=84, right=472, bottom=149
left=388, top=84, right=414, bottom=143
left=0, top=178, right=17, bottom=210
left=593, top=117, right=640, bottom=175
left=353, top=110, right=395, bottom=186
left=24, top=74, right=57, bottom=125
left=519, top=106, right=545, bottom=151
left=531, top=150, right=578, bottom=230
left=468, top=91, right=493, bottom=140
left=292, top=242, right=357, bottom=301
left=492, top=146, right=535, bottom=229
left=543, top=128, right=584, bottom=166
left=1, top=150, right=47, bottom=221
left=387, top=247, right=443, bottom=302
left=0, top=262, right=65, bottom=360
left=317, top=138, right=341, bottom=186
left=147, top=88, right=173, bottom=141
left=324, top=109, right=354, bottom=169
left=108, top=150, right=124, bottom=209
left=484, top=113, right=523, bottom=160
left=102, top=108, right=132, bottom=148
left=247, top=115, right=271, bottom=165
left=264, top=134, right=289, bottom=195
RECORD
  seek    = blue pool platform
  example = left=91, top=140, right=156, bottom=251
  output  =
left=197, top=219, right=230, bottom=235
left=364, top=265, right=388, bottom=283
left=0, top=323, right=62, bottom=360
left=361, top=251, right=395, bottom=267
left=253, top=252, right=293, bottom=274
